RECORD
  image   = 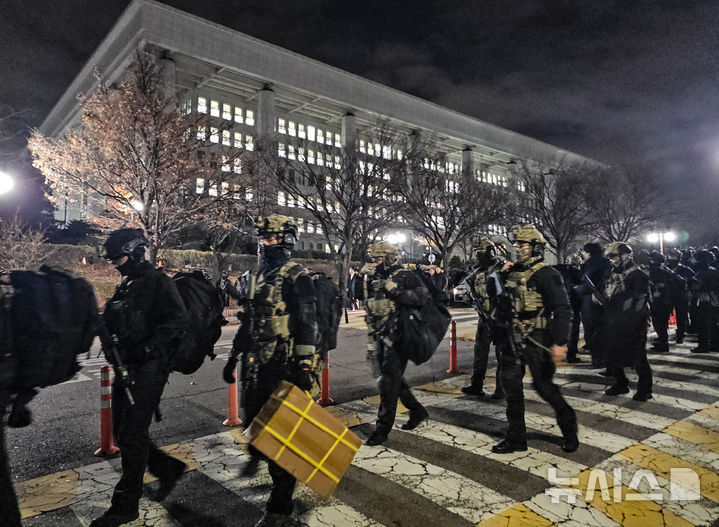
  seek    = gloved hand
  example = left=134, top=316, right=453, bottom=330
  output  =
left=293, top=359, right=314, bottom=392
left=223, top=356, right=238, bottom=384
left=383, top=280, right=398, bottom=295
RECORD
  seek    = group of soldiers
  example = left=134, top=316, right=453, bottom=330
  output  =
left=4, top=214, right=718, bottom=527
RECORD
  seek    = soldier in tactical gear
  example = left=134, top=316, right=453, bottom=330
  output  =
left=492, top=226, right=578, bottom=454
left=554, top=254, right=583, bottom=363
left=666, top=248, right=695, bottom=343
left=573, top=242, right=611, bottom=365
left=91, top=229, right=189, bottom=527
left=690, top=249, right=719, bottom=353
left=363, top=241, right=431, bottom=446
left=647, top=251, right=685, bottom=352
left=461, top=237, right=505, bottom=398
left=597, top=242, right=653, bottom=401
left=223, top=214, right=318, bottom=527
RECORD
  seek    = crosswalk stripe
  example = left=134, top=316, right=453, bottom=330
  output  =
left=664, top=420, right=719, bottom=454
left=644, top=432, right=719, bottom=474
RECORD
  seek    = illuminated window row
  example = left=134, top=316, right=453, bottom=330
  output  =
left=358, top=139, right=401, bottom=160
left=197, top=97, right=255, bottom=126
left=475, top=169, right=508, bottom=187
left=194, top=178, right=252, bottom=201
left=277, top=118, right=341, bottom=147
left=278, top=143, right=341, bottom=168
left=197, top=127, right=254, bottom=151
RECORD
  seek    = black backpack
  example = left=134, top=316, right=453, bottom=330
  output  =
left=312, top=272, right=342, bottom=356
left=7, top=266, right=99, bottom=390
left=171, top=271, right=227, bottom=374
left=397, top=269, right=452, bottom=365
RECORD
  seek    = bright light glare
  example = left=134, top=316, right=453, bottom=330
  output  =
left=386, top=232, right=406, bottom=245
left=663, top=232, right=677, bottom=243
left=646, top=233, right=659, bottom=243
left=130, top=200, right=144, bottom=211
left=0, top=172, right=14, bottom=195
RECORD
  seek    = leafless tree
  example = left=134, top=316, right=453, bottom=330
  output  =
left=29, top=49, right=247, bottom=261
left=263, top=122, right=401, bottom=292
left=583, top=165, right=673, bottom=243
left=0, top=213, right=57, bottom=271
left=509, top=160, right=594, bottom=262
left=393, top=133, right=509, bottom=267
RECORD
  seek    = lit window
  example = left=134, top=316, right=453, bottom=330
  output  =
left=234, top=107, right=243, bottom=123
left=307, top=125, right=316, bottom=142
left=246, top=189, right=253, bottom=201
left=288, top=121, right=296, bottom=136
left=221, top=182, right=229, bottom=195
left=222, top=155, right=230, bottom=172
left=210, top=100, right=220, bottom=117
left=359, top=139, right=366, bottom=153
left=325, top=132, right=333, bottom=145
left=335, top=133, right=341, bottom=147
left=317, top=129, right=324, bottom=143
left=383, top=145, right=392, bottom=159
left=396, top=149, right=403, bottom=160
left=233, top=158, right=242, bottom=173
left=195, top=178, right=205, bottom=194
left=317, top=154, right=324, bottom=166
left=197, top=97, right=207, bottom=114
left=307, top=222, right=315, bottom=234
left=374, top=143, right=381, bottom=157
left=325, top=153, right=332, bottom=166
left=298, top=124, right=306, bottom=139
left=210, top=127, right=219, bottom=143
left=197, top=127, right=206, bottom=140
left=278, top=118, right=286, bottom=134
left=334, top=155, right=341, bottom=169
left=245, top=110, right=255, bottom=126
left=298, top=218, right=305, bottom=233
left=287, top=195, right=295, bottom=208
left=308, top=149, right=315, bottom=164
left=298, top=147, right=305, bottom=161
left=209, top=183, right=218, bottom=196
left=245, top=135, right=254, bottom=151
left=232, top=183, right=241, bottom=199
left=234, top=132, right=243, bottom=149
left=222, top=130, right=231, bottom=146
left=288, top=145, right=296, bottom=160
left=222, top=103, right=232, bottom=120
left=278, top=191, right=286, bottom=206
left=316, top=223, right=323, bottom=235
left=278, top=143, right=286, bottom=157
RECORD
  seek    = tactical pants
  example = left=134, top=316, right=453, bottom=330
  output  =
left=696, top=302, right=719, bottom=352
left=376, top=340, right=425, bottom=435
left=689, top=298, right=699, bottom=334
left=674, top=293, right=690, bottom=340
left=579, top=296, right=603, bottom=349
left=110, top=357, right=184, bottom=514
left=470, top=323, right=503, bottom=395
left=243, top=358, right=296, bottom=516
left=567, top=294, right=582, bottom=360
left=0, top=390, right=21, bottom=527
left=499, top=342, right=577, bottom=445
left=651, top=304, right=672, bottom=348
left=609, top=335, right=652, bottom=394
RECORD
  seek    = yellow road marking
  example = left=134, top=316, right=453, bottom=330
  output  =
left=17, top=470, right=79, bottom=519
left=476, top=502, right=554, bottom=527
left=665, top=420, right=719, bottom=455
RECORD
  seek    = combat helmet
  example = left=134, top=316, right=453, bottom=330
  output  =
left=255, top=214, right=298, bottom=247
left=695, top=249, right=716, bottom=264
left=648, top=250, right=665, bottom=265
left=511, top=224, right=546, bottom=261
left=104, top=228, right=149, bottom=262
left=368, top=240, right=401, bottom=266
left=604, top=241, right=632, bottom=258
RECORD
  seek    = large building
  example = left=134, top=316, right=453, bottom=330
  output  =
left=40, top=0, right=595, bottom=256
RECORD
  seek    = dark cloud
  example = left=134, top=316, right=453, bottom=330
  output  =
left=1, top=0, right=719, bottom=203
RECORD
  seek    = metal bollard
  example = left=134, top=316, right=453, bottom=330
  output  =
left=316, top=355, right=335, bottom=406
left=223, top=369, right=243, bottom=426
left=447, top=320, right=460, bottom=374
left=94, top=365, right=120, bottom=457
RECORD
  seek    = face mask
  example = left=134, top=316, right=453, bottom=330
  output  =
left=115, top=258, right=136, bottom=276
left=515, top=243, right=533, bottom=264
left=261, top=244, right=291, bottom=271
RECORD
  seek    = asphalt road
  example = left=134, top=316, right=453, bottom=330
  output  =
left=6, top=319, right=478, bottom=482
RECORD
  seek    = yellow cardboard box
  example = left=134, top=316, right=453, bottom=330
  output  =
left=245, top=380, right=362, bottom=498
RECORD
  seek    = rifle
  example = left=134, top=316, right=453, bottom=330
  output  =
left=238, top=272, right=259, bottom=409
left=491, top=272, right=524, bottom=357
left=95, top=318, right=135, bottom=406
left=582, top=274, right=608, bottom=307
left=461, top=266, right=489, bottom=326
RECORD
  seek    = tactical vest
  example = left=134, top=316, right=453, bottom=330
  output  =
left=505, top=258, right=548, bottom=331
left=473, top=262, right=504, bottom=314
left=364, top=269, right=402, bottom=338
left=250, top=261, right=306, bottom=361
left=606, top=262, right=634, bottom=299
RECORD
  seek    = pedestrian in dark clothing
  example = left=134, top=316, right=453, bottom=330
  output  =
left=666, top=248, right=695, bottom=343
left=91, top=229, right=189, bottom=527
left=691, top=250, right=719, bottom=353
left=347, top=267, right=358, bottom=310
left=573, top=243, right=611, bottom=367
left=555, top=256, right=583, bottom=363
left=223, top=215, right=319, bottom=527
left=648, top=251, right=685, bottom=353
left=492, top=225, right=578, bottom=454
left=597, top=242, right=653, bottom=401
left=432, top=266, right=449, bottom=292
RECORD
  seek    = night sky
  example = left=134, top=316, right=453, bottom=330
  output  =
left=2, top=0, right=719, bottom=213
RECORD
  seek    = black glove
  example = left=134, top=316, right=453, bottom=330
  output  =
left=293, top=360, right=314, bottom=392
left=223, top=356, right=238, bottom=384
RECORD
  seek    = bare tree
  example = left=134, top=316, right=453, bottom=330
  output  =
left=393, top=134, right=508, bottom=267
left=510, top=160, right=593, bottom=262
left=583, top=165, right=672, bottom=243
left=0, top=214, right=57, bottom=271
left=264, top=122, right=400, bottom=290
left=29, top=49, right=246, bottom=261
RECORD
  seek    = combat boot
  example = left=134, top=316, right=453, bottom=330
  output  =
left=632, top=391, right=653, bottom=402
left=604, top=384, right=629, bottom=396
left=491, top=439, right=527, bottom=454
left=401, top=408, right=429, bottom=430
left=365, top=428, right=389, bottom=446
left=461, top=385, right=486, bottom=397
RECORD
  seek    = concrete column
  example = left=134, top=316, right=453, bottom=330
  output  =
left=462, top=148, right=474, bottom=179
left=160, top=56, right=176, bottom=98
left=257, top=87, right=276, bottom=138
left=341, top=113, right=357, bottom=150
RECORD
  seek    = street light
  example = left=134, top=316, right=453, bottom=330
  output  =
left=386, top=232, right=406, bottom=245
left=646, top=231, right=676, bottom=253
left=0, top=171, right=14, bottom=195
